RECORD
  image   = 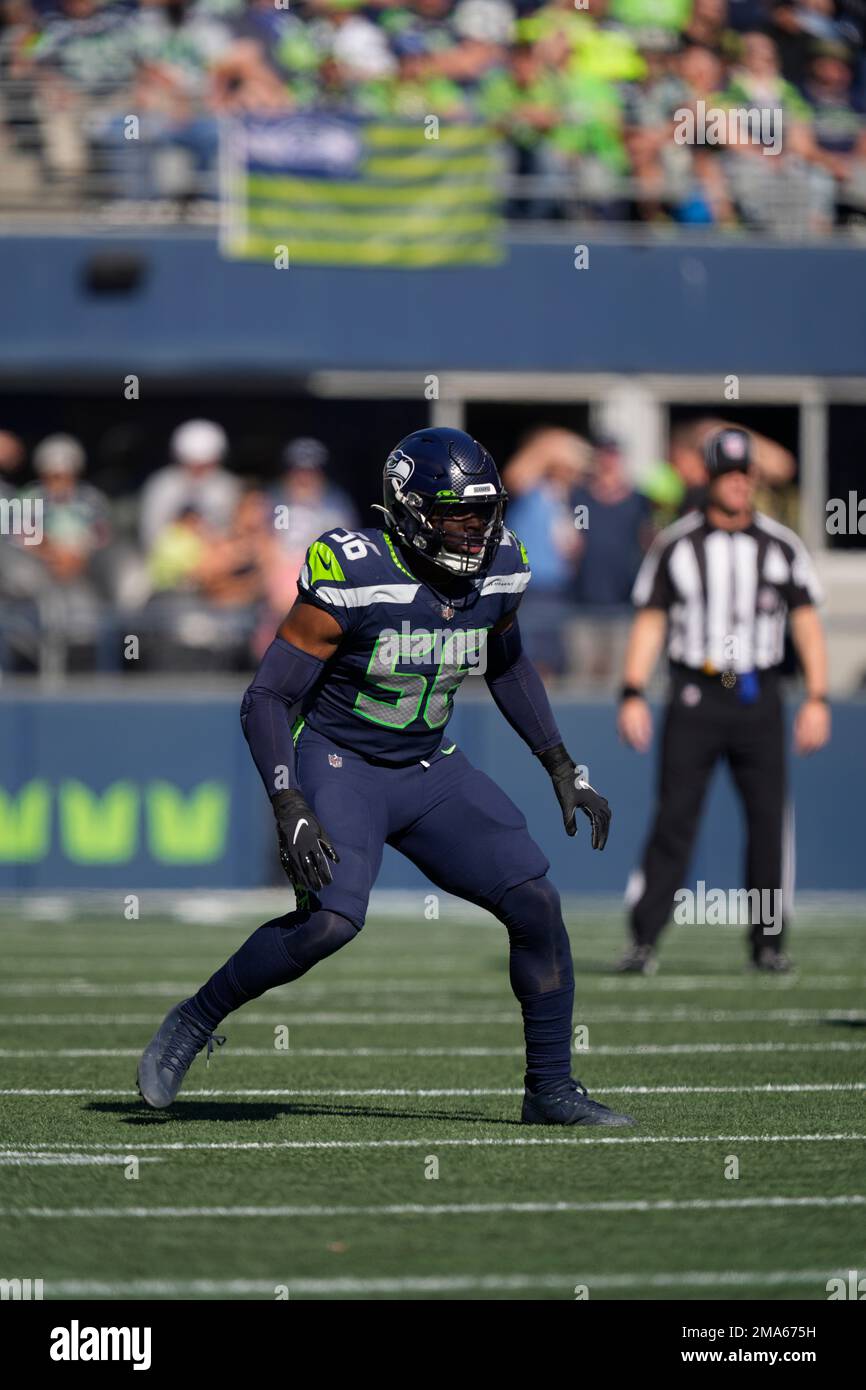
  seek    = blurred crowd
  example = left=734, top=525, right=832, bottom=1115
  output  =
left=0, top=421, right=358, bottom=672
left=504, top=419, right=797, bottom=676
left=1, top=0, right=866, bottom=228
left=0, top=414, right=798, bottom=678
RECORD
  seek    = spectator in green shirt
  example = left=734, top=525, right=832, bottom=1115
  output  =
left=609, top=0, right=692, bottom=35
left=477, top=41, right=569, bottom=214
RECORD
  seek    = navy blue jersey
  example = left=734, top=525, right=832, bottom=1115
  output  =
left=296, top=526, right=531, bottom=762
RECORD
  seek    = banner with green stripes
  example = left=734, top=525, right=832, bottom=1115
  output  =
left=219, top=114, right=504, bottom=267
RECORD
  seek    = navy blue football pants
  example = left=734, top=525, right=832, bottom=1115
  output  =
left=189, top=727, right=575, bottom=1090
left=295, top=726, right=549, bottom=925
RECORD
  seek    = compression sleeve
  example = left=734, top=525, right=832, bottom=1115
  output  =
left=240, top=637, right=325, bottom=798
left=484, top=618, right=563, bottom=756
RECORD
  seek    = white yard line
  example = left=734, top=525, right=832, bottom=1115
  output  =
left=0, top=1040, right=865, bottom=1058
left=0, top=1009, right=862, bottom=1025
left=2, top=1134, right=864, bottom=1154
left=0, top=984, right=215, bottom=997
left=594, top=977, right=863, bottom=991
left=0, top=974, right=862, bottom=992
left=1, top=1083, right=863, bottom=1097
left=4, top=1195, right=864, bottom=1220
left=0, top=1154, right=161, bottom=1167
left=42, top=1268, right=848, bottom=1297
left=3, top=889, right=862, bottom=925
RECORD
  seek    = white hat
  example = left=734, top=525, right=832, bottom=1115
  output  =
left=332, top=16, right=397, bottom=78
left=171, top=419, right=228, bottom=466
left=33, top=433, right=86, bottom=475
left=452, top=0, right=515, bottom=45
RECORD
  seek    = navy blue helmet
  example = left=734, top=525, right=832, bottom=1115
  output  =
left=376, top=427, right=506, bottom=576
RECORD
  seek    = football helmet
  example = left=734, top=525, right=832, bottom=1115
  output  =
left=375, top=427, right=506, bottom=576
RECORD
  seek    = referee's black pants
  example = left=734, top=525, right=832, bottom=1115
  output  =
left=630, top=666, right=789, bottom=958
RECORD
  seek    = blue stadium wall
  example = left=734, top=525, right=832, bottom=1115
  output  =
left=0, top=693, right=863, bottom=893
left=4, top=234, right=866, bottom=376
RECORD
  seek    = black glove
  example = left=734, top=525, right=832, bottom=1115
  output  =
left=537, top=744, right=612, bottom=851
left=271, top=790, right=340, bottom=893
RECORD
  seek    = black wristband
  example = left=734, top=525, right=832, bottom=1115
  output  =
left=620, top=684, right=644, bottom=702
left=536, top=742, right=574, bottom=778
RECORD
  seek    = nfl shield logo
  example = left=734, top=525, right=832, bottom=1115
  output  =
left=724, top=430, right=746, bottom=459
left=328, top=753, right=343, bottom=768
left=441, top=604, right=455, bottom=620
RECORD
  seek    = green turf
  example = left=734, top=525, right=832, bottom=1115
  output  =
left=0, top=904, right=864, bottom=1301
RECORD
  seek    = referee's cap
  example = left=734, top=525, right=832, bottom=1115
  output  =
left=704, top=427, right=752, bottom=477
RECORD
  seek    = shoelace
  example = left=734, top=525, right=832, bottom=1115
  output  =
left=162, top=1017, right=226, bottom=1079
left=205, top=1033, right=227, bottom=1068
left=561, top=1079, right=611, bottom=1114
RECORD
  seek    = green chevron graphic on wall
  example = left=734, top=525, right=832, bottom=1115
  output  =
left=145, top=782, right=229, bottom=865
left=0, top=781, right=230, bottom=864
left=0, top=781, right=51, bottom=863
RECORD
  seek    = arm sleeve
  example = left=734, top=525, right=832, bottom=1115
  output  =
left=240, top=637, right=325, bottom=798
left=484, top=618, right=563, bottom=755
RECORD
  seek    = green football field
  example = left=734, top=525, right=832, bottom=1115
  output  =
left=0, top=899, right=864, bottom=1301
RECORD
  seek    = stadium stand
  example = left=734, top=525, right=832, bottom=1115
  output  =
left=1, top=0, right=865, bottom=228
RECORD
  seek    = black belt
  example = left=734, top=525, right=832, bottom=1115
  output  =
left=360, top=749, right=437, bottom=769
left=668, top=661, right=782, bottom=684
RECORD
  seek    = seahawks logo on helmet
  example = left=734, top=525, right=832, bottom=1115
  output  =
left=376, top=427, right=506, bottom=578
left=384, top=450, right=415, bottom=490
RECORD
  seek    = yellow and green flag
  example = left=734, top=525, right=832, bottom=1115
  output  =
left=220, top=113, right=504, bottom=268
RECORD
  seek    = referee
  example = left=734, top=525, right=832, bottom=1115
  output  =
left=616, top=427, right=831, bottom=973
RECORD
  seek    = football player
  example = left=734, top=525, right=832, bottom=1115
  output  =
left=138, top=428, right=633, bottom=1126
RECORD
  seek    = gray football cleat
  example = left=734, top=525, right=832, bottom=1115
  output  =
left=749, top=947, right=794, bottom=974
left=613, top=943, right=659, bottom=975
left=522, top=1077, right=635, bottom=1127
left=137, top=1002, right=225, bottom=1109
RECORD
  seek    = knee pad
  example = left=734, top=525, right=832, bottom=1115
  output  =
left=497, top=875, right=563, bottom=935
left=228, top=909, right=360, bottom=1000
left=496, top=876, right=573, bottom=995
left=279, top=908, right=360, bottom=978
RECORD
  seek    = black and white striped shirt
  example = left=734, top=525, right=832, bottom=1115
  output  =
left=632, top=511, right=823, bottom=673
